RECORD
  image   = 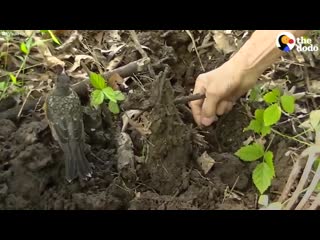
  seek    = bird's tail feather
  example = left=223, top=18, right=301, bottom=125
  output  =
left=62, top=142, right=92, bottom=182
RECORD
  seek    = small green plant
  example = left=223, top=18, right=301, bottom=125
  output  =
left=89, top=72, right=125, bottom=114
left=236, top=87, right=296, bottom=195
left=0, top=30, right=61, bottom=101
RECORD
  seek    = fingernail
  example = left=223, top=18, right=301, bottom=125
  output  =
left=201, top=117, right=215, bottom=126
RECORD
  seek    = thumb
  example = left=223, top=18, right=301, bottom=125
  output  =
left=201, top=93, right=219, bottom=126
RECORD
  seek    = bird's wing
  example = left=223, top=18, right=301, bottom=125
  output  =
left=46, top=92, right=84, bottom=145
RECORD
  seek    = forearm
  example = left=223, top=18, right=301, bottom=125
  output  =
left=231, top=30, right=310, bottom=75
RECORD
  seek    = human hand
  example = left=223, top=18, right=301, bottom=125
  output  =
left=189, top=59, right=259, bottom=126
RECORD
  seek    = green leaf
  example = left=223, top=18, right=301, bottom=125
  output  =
left=108, top=101, right=120, bottom=114
left=272, top=88, right=281, bottom=97
left=103, top=87, right=117, bottom=103
left=9, top=73, right=17, bottom=85
left=244, top=119, right=262, bottom=133
left=40, top=30, right=48, bottom=34
left=235, top=143, right=264, bottom=162
left=255, top=109, right=264, bottom=123
left=89, top=72, right=106, bottom=90
left=20, top=42, right=28, bottom=54
left=261, top=125, right=271, bottom=137
left=114, top=90, right=125, bottom=101
left=249, top=86, right=262, bottom=102
left=310, top=110, right=320, bottom=130
left=264, top=151, right=275, bottom=178
left=263, top=88, right=280, bottom=104
left=253, top=162, right=273, bottom=194
left=263, top=103, right=281, bottom=126
left=280, top=95, right=295, bottom=114
left=90, top=90, right=104, bottom=107
left=48, top=30, right=61, bottom=45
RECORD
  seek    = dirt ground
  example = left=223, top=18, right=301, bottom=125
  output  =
left=0, top=30, right=319, bottom=210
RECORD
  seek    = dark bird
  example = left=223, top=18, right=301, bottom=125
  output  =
left=45, top=73, right=92, bottom=182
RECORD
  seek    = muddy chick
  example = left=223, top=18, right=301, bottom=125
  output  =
left=45, top=73, right=92, bottom=182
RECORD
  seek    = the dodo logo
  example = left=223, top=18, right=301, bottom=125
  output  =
left=276, top=32, right=296, bottom=52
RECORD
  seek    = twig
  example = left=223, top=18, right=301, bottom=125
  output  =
left=17, top=89, right=33, bottom=119
left=186, top=30, right=205, bottom=72
left=278, top=154, right=304, bottom=202
left=129, top=30, right=156, bottom=79
left=174, top=93, right=205, bottom=105
left=72, top=57, right=150, bottom=96
left=295, top=161, right=320, bottom=209
left=129, top=30, right=148, bottom=59
left=284, top=146, right=319, bottom=209
left=230, top=176, right=240, bottom=192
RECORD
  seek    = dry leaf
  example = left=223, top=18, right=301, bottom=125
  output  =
left=35, top=36, right=65, bottom=69
left=117, top=132, right=135, bottom=173
left=122, top=110, right=143, bottom=132
left=197, top=151, right=215, bottom=175
left=309, top=80, right=320, bottom=94
left=67, top=55, right=94, bottom=73
left=122, top=111, right=151, bottom=136
left=56, top=30, right=80, bottom=51
left=104, top=30, right=121, bottom=45
left=106, top=54, right=124, bottom=72
left=94, top=32, right=104, bottom=46
left=212, top=30, right=236, bottom=54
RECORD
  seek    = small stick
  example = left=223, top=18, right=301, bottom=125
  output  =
left=174, top=93, right=205, bottom=105
left=17, top=89, right=33, bottom=119
left=295, top=161, right=320, bottom=210
left=278, top=155, right=303, bottom=202
left=129, top=30, right=156, bottom=79
left=284, top=146, right=318, bottom=209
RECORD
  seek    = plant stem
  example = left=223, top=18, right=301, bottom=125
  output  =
left=265, top=134, right=275, bottom=153
left=293, top=128, right=313, bottom=138
left=271, top=128, right=311, bottom=146
left=15, top=31, right=35, bottom=80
